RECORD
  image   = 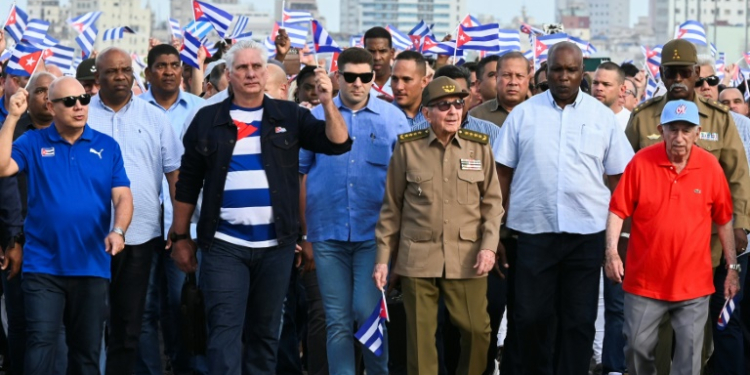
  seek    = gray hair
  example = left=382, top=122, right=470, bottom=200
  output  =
left=208, top=62, right=226, bottom=88
left=27, top=72, right=56, bottom=91
left=224, top=40, right=268, bottom=72
left=697, top=54, right=716, bottom=74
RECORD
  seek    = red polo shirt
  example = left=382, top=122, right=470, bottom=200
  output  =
left=609, top=142, right=733, bottom=302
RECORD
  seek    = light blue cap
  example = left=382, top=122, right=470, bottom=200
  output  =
left=660, top=100, right=700, bottom=127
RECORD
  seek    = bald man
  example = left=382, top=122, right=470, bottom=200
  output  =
left=87, top=47, right=183, bottom=375
left=720, top=87, right=749, bottom=116
left=265, top=63, right=290, bottom=100
left=0, top=77, right=133, bottom=375
left=44, top=64, right=64, bottom=78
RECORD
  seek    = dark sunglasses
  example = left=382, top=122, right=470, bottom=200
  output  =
left=662, top=66, right=694, bottom=80
left=341, top=72, right=374, bottom=84
left=428, top=99, right=465, bottom=111
left=695, top=75, right=720, bottom=87
left=50, top=94, right=91, bottom=107
left=535, top=81, right=549, bottom=91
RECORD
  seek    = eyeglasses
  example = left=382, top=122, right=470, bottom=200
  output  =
left=625, top=89, right=637, bottom=99
left=695, top=75, right=720, bottom=87
left=535, top=81, right=549, bottom=92
left=50, top=94, right=92, bottom=107
left=341, top=72, right=374, bottom=84
left=662, top=66, right=695, bottom=80
left=427, top=99, right=465, bottom=111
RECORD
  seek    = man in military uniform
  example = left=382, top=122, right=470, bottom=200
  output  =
left=372, top=77, right=504, bottom=375
left=625, top=38, right=750, bottom=374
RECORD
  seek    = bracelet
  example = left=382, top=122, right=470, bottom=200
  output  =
left=620, top=233, right=630, bottom=239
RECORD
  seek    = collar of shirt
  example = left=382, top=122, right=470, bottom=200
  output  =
left=140, top=89, right=190, bottom=112
left=546, top=88, right=584, bottom=110
left=489, top=98, right=511, bottom=114
left=427, top=127, right=464, bottom=148
left=92, top=93, right=135, bottom=114
left=333, top=94, right=381, bottom=115
left=655, top=142, right=703, bottom=171
left=45, top=123, right=94, bottom=143
left=400, top=104, right=424, bottom=120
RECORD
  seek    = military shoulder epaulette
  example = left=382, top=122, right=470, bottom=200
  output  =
left=632, top=95, right=663, bottom=113
left=457, top=129, right=489, bottom=145
left=701, top=97, right=729, bottom=113
left=398, top=129, right=430, bottom=143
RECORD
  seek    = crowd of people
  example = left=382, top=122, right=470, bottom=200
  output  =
left=0, top=23, right=748, bottom=375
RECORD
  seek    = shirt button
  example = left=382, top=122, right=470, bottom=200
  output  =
left=350, top=183, right=353, bottom=186
left=444, top=159, right=448, bottom=162
left=444, top=199, right=449, bottom=204
left=276, top=216, right=280, bottom=220
left=351, top=160, right=355, bottom=163
left=272, top=190, right=277, bottom=194
left=229, top=139, right=235, bottom=144
left=444, top=219, right=448, bottom=224
left=444, top=178, right=448, bottom=182
left=352, top=136, right=356, bottom=140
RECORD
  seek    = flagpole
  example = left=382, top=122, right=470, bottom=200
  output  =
left=452, top=44, right=457, bottom=66
left=381, top=290, right=390, bottom=322
left=309, top=21, right=318, bottom=67
left=281, top=0, right=286, bottom=29
left=3, top=1, right=15, bottom=29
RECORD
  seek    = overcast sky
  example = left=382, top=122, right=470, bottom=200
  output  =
left=4, top=0, right=649, bottom=33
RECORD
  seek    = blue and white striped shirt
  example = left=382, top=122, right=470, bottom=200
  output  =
left=214, top=104, right=277, bottom=248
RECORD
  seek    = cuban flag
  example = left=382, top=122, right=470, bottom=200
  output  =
left=642, top=45, right=662, bottom=81
left=710, top=42, right=717, bottom=57
left=264, top=36, right=277, bottom=59
left=131, top=53, right=147, bottom=70
left=184, top=20, right=213, bottom=40
left=282, top=8, right=313, bottom=24
left=534, top=33, right=568, bottom=63
left=229, top=15, right=250, bottom=39
left=169, top=18, right=182, bottom=39
left=422, top=38, right=463, bottom=57
left=354, top=296, right=389, bottom=357
left=21, top=19, right=50, bottom=46
left=716, top=53, right=726, bottom=80
left=497, top=29, right=521, bottom=53
left=311, top=20, right=341, bottom=53
left=523, top=50, right=533, bottom=60
left=460, top=14, right=481, bottom=28
left=457, top=23, right=501, bottom=52
left=0, top=49, right=11, bottom=62
left=193, top=0, right=234, bottom=38
left=743, top=52, right=750, bottom=68
left=43, top=44, right=75, bottom=70
left=102, top=26, right=136, bottom=41
left=29, top=34, right=59, bottom=50
left=644, top=77, right=659, bottom=101
left=67, top=11, right=102, bottom=34
left=4, top=4, right=28, bottom=43
left=622, top=59, right=634, bottom=65
left=272, top=22, right=308, bottom=49
left=386, top=25, right=413, bottom=51
left=180, top=31, right=202, bottom=69
left=520, top=23, right=544, bottom=36
left=409, top=20, right=435, bottom=50
left=588, top=43, right=598, bottom=55
left=717, top=296, right=739, bottom=331
left=329, top=51, right=340, bottom=72
left=75, top=25, right=98, bottom=59
left=731, top=67, right=750, bottom=88
left=569, top=36, right=592, bottom=56
left=6, top=43, right=43, bottom=77
left=350, top=35, right=364, bottom=48
left=676, top=20, right=707, bottom=46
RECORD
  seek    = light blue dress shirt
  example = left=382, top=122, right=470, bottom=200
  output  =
left=412, top=115, right=502, bottom=150
left=88, top=94, right=184, bottom=245
left=139, top=90, right=205, bottom=238
left=300, top=95, right=410, bottom=243
left=493, top=90, right=635, bottom=234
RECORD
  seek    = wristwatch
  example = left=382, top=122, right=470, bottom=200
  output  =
left=112, top=227, right=125, bottom=239
left=729, top=263, right=742, bottom=273
left=170, top=232, right=190, bottom=243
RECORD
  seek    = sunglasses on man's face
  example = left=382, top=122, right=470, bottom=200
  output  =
left=428, top=99, right=465, bottom=111
left=662, top=66, right=695, bottom=80
left=50, top=94, right=92, bottom=107
left=341, top=72, right=374, bottom=84
left=695, top=75, right=720, bottom=87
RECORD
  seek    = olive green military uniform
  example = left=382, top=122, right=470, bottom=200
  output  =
left=468, top=98, right=510, bottom=127
left=624, top=38, right=750, bottom=375
left=375, top=77, right=504, bottom=375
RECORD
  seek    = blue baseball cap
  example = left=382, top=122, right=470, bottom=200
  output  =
left=660, top=100, right=700, bottom=127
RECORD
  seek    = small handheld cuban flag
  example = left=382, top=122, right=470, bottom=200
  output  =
left=5, top=43, right=44, bottom=77
left=67, top=11, right=102, bottom=34
left=76, top=25, right=98, bottom=59
left=21, top=19, right=51, bottom=46
left=354, top=291, right=389, bottom=357
left=386, top=25, right=413, bottom=51
left=102, top=26, right=136, bottom=41
left=4, top=4, right=29, bottom=43
left=180, top=31, right=202, bottom=69
left=282, top=8, right=313, bottom=24
left=169, top=18, right=182, bottom=39
left=717, top=296, right=738, bottom=331
left=193, top=0, right=234, bottom=39
left=312, top=20, right=341, bottom=53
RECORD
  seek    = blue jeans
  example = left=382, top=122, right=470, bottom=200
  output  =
left=200, top=239, right=295, bottom=374
left=707, top=254, right=748, bottom=375
left=602, top=277, right=627, bottom=373
left=313, top=240, right=389, bottom=375
left=23, top=273, right=108, bottom=375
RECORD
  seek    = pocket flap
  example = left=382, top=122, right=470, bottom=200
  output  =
left=457, top=170, right=485, bottom=183
left=271, top=135, right=299, bottom=150
left=195, top=140, right=217, bottom=156
left=403, top=229, right=432, bottom=242
left=406, top=171, right=434, bottom=183
left=459, top=226, right=480, bottom=242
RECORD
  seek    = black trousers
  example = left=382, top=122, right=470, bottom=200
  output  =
left=301, top=269, right=329, bottom=375
left=514, top=231, right=604, bottom=375
left=105, top=237, right=159, bottom=375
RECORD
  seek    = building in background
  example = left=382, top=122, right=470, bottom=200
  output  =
left=70, top=0, right=153, bottom=57
left=351, top=0, right=466, bottom=38
left=275, top=0, right=326, bottom=27
left=588, top=0, right=630, bottom=36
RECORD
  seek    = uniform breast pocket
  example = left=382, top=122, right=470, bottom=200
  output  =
left=579, top=126, right=606, bottom=160
left=457, top=170, right=484, bottom=205
left=270, top=134, right=300, bottom=168
left=406, top=171, right=434, bottom=204
left=365, top=141, right=392, bottom=167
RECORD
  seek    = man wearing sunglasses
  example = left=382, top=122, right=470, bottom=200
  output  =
left=694, top=54, right=750, bottom=375
left=86, top=47, right=184, bottom=375
left=625, top=39, right=750, bottom=375
left=374, top=76, right=503, bottom=375
left=0, top=77, right=133, bottom=375
left=299, top=47, right=408, bottom=375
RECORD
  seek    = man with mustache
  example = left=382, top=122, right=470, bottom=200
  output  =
left=625, top=38, right=750, bottom=375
